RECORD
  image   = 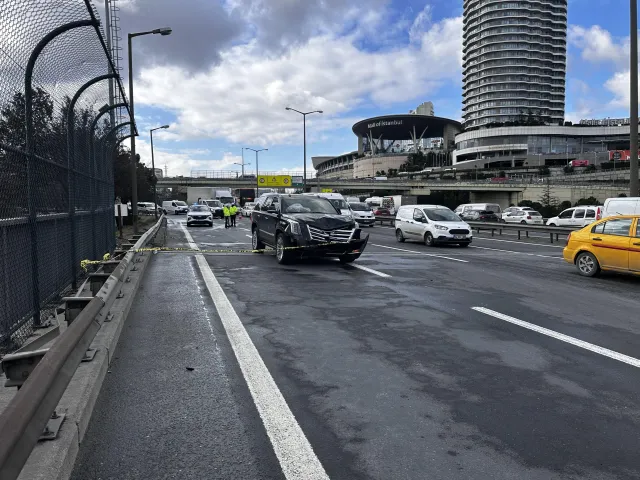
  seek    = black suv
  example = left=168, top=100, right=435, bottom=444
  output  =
left=251, top=194, right=369, bottom=264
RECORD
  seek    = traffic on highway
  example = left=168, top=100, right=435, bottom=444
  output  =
left=71, top=194, right=640, bottom=480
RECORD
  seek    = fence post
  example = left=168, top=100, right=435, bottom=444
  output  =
left=67, top=74, right=117, bottom=267
left=25, top=19, right=96, bottom=325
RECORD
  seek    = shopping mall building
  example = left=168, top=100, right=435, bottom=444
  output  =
left=313, top=112, right=463, bottom=179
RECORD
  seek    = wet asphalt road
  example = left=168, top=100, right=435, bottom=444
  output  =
left=73, top=215, right=640, bottom=480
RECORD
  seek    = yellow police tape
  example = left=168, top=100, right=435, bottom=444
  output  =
left=80, top=241, right=362, bottom=269
left=80, top=252, right=112, bottom=272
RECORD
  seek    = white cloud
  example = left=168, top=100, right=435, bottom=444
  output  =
left=568, top=25, right=628, bottom=67
left=123, top=137, right=242, bottom=176
left=134, top=15, right=463, bottom=147
left=604, top=70, right=633, bottom=108
left=409, top=4, right=432, bottom=44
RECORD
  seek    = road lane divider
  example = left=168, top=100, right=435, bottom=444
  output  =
left=469, top=245, right=562, bottom=259
left=472, top=307, right=640, bottom=369
left=348, top=264, right=391, bottom=277
left=370, top=244, right=469, bottom=263
left=180, top=224, right=330, bottom=480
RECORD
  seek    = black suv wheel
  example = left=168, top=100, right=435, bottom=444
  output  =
left=276, top=233, right=293, bottom=264
left=252, top=228, right=265, bottom=252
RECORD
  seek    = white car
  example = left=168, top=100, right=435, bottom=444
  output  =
left=242, top=202, right=256, bottom=217
left=502, top=210, right=543, bottom=225
left=395, top=205, right=472, bottom=247
left=502, top=206, right=534, bottom=217
left=546, top=206, right=601, bottom=227
left=186, top=205, right=213, bottom=227
left=162, top=200, right=188, bottom=215
left=348, top=202, right=375, bottom=226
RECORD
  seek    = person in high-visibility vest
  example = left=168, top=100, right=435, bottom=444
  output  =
left=223, top=204, right=231, bottom=228
left=230, top=204, right=238, bottom=227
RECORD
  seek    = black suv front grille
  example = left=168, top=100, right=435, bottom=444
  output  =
left=307, top=225, right=354, bottom=243
left=449, top=229, right=470, bottom=235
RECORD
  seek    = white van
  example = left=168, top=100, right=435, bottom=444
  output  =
left=395, top=205, right=472, bottom=247
left=602, top=197, right=640, bottom=218
left=546, top=206, right=602, bottom=227
left=162, top=200, right=188, bottom=215
left=454, top=203, right=503, bottom=220
left=308, top=192, right=351, bottom=215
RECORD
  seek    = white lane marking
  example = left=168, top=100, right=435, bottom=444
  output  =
left=241, top=228, right=251, bottom=232
left=180, top=224, right=329, bottom=480
left=472, top=307, right=640, bottom=369
left=470, top=245, right=562, bottom=259
left=246, top=234, right=253, bottom=238
left=371, top=244, right=469, bottom=263
left=349, top=263, right=391, bottom=277
left=473, top=237, right=563, bottom=248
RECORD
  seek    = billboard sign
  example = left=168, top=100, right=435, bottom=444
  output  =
left=257, top=175, right=292, bottom=187
left=609, top=150, right=637, bottom=161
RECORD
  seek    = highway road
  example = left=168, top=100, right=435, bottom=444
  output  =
left=72, top=216, right=640, bottom=480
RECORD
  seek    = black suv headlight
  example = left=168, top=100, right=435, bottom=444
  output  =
left=288, top=220, right=302, bottom=235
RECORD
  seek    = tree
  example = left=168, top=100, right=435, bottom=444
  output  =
left=400, top=151, right=427, bottom=172
left=558, top=200, right=572, bottom=211
left=538, top=183, right=559, bottom=218
left=113, top=147, right=155, bottom=203
left=575, top=197, right=601, bottom=206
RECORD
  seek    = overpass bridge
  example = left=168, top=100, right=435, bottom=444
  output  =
left=157, top=176, right=629, bottom=204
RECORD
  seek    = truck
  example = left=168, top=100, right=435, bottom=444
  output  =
left=388, top=195, right=418, bottom=214
left=568, top=159, right=589, bottom=167
left=187, top=187, right=234, bottom=205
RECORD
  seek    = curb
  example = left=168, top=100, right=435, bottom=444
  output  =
left=15, top=225, right=161, bottom=480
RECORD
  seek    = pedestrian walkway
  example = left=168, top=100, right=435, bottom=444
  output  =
left=71, top=227, right=283, bottom=480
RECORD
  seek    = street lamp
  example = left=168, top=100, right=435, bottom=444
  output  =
left=285, top=107, right=323, bottom=192
left=150, top=124, right=169, bottom=219
left=236, top=147, right=252, bottom=177
left=631, top=0, right=639, bottom=195
left=245, top=148, right=268, bottom=199
left=128, top=26, right=172, bottom=233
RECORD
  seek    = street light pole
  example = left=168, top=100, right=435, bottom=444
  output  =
left=150, top=125, right=169, bottom=219
left=128, top=27, right=171, bottom=233
left=285, top=107, right=323, bottom=192
left=246, top=148, right=268, bottom=199
left=631, top=0, right=639, bottom=195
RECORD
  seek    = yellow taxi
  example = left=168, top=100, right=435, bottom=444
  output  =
left=563, top=215, right=640, bottom=277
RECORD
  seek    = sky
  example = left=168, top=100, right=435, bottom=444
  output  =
left=110, top=0, right=634, bottom=177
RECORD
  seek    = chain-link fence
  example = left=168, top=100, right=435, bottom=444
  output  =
left=0, top=0, right=132, bottom=353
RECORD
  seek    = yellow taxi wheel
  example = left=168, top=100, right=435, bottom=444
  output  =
left=576, top=252, right=600, bottom=277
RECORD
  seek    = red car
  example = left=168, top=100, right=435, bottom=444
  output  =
left=373, top=208, right=392, bottom=216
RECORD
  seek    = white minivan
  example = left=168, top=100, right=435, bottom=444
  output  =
left=602, top=197, right=640, bottom=218
left=162, top=200, right=188, bottom=215
left=307, top=192, right=351, bottom=215
left=395, top=205, right=472, bottom=247
left=546, top=206, right=601, bottom=227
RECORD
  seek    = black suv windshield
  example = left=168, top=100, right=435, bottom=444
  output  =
left=424, top=208, right=460, bottom=221
left=282, top=197, right=338, bottom=214
left=350, top=203, right=371, bottom=211
left=189, top=205, right=209, bottom=212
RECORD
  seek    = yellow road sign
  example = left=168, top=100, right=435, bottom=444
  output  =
left=257, top=175, right=292, bottom=187
left=321, top=188, right=333, bottom=193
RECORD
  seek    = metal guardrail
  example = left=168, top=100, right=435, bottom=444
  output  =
left=466, top=221, right=576, bottom=243
left=0, top=215, right=165, bottom=480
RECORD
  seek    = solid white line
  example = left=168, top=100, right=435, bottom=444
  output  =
left=473, top=237, right=563, bottom=248
left=180, top=224, right=329, bottom=480
left=470, top=245, right=562, bottom=259
left=349, top=263, right=391, bottom=277
left=371, top=243, right=469, bottom=263
left=472, top=307, right=640, bottom=369
left=246, top=234, right=252, bottom=238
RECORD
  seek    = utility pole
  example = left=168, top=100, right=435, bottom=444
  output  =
left=631, top=0, right=639, bottom=196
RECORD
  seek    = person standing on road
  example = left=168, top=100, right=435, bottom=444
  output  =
left=223, top=204, right=230, bottom=228
left=230, top=204, right=238, bottom=227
